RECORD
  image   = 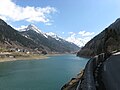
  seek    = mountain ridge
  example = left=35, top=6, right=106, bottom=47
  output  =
left=0, top=19, right=79, bottom=53
left=0, top=19, right=45, bottom=51
left=21, top=24, right=79, bottom=53
left=77, top=18, right=120, bottom=57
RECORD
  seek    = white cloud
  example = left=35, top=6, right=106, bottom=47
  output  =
left=78, top=30, right=94, bottom=36
left=45, top=23, right=52, bottom=26
left=0, top=16, right=7, bottom=21
left=0, top=0, right=57, bottom=24
left=68, top=32, right=74, bottom=34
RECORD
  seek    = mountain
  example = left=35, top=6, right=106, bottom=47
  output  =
left=77, top=18, right=120, bottom=57
left=0, top=19, right=79, bottom=53
left=21, top=24, right=79, bottom=53
left=0, top=19, right=46, bottom=51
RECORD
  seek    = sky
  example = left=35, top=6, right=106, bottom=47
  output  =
left=0, top=0, right=120, bottom=47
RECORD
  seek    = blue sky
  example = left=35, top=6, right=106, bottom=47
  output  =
left=0, top=0, right=120, bottom=47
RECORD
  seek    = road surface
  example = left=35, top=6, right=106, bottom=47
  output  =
left=102, top=54, right=120, bottom=90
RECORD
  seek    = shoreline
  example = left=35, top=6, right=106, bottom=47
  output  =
left=0, top=53, right=66, bottom=63
left=0, top=54, right=48, bottom=63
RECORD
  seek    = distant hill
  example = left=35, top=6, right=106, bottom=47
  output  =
left=21, top=24, right=79, bottom=53
left=0, top=19, right=79, bottom=53
left=77, top=18, right=120, bottom=57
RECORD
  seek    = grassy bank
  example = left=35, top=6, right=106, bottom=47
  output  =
left=0, top=52, right=48, bottom=62
left=0, top=52, right=64, bottom=62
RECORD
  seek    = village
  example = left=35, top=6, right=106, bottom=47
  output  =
left=0, top=47, right=48, bottom=62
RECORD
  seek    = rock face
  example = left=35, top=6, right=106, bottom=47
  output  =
left=77, top=18, right=120, bottom=57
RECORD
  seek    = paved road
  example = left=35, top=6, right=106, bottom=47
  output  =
left=102, top=54, right=120, bottom=90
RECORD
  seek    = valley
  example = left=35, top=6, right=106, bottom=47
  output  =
left=0, top=19, right=79, bottom=62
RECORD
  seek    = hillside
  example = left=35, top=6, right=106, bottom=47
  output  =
left=21, top=24, right=79, bottom=53
left=0, top=19, right=45, bottom=51
left=0, top=19, right=79, bottom=53
left=77, top=18, right=120, bottom=57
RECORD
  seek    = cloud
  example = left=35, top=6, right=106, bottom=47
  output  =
left=45, top=23, right=52, bottom=26
left=68, top=32, right=74, bottom=34
left=0, top=16, right=7, bottom=21
left=0, top=0, right=57, bottom=24
left=78, top=30, right=94, bottom=36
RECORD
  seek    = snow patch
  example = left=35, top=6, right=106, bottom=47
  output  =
left=27, top=24, right=49, bottom=38
left=46, top=32, right=60, bottom=41
left=43, top=33, right=48, bottom=38
left=27, top=24, right=42, bottom=34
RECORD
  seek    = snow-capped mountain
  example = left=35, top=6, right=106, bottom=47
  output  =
left=0, top=18, right=79, bottom=53
left=46, top=32, right=62, bottom=41
left=0, top=19, right=45, bottom=51
left=26, top=24, right=42, bottom=34
left=21, top=24, right=63, bottom=41
left=20, top=24, right=79, bottom=52
left=18, top=24, right=42, bottom=33
left=18, top=24, right=49, bottom=39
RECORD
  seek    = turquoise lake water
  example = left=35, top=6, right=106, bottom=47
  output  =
left=0, top=54, right=88, bottom=90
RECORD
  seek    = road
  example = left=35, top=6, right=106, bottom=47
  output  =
left=102, top=54, right=120, bottom=90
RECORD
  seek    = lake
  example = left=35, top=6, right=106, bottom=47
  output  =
left=0, top=54, right=89, bottom=90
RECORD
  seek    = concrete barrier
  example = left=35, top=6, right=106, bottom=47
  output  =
left=76, top=52, right=111, bottom=90
left=77, top=59, right=96, bottom=90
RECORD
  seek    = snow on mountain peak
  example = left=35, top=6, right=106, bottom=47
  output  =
left=27, top=24, right=42, bottom=34
left=46, top=32, right=60, bottom=40
left=46, top=32, right=57, bottom=37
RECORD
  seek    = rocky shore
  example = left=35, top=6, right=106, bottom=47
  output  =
left=61, top=70, right=84, bottom=90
